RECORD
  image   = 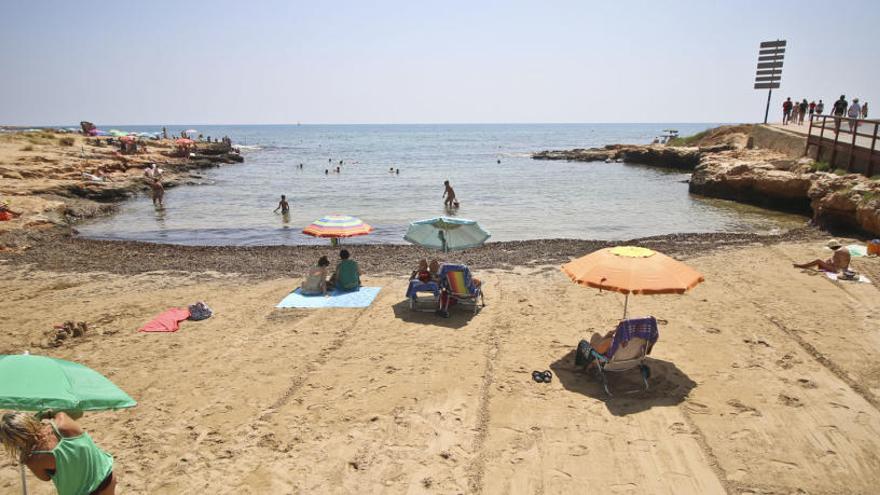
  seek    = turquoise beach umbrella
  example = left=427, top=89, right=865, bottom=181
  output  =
left=404, top=217, right=491, bottom=252
left=0, top=354, right=136, bottom=412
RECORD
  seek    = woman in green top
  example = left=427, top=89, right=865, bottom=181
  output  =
left=0, top=411, right=116, bottom=494
left=329, top=249, right=361, bottom=291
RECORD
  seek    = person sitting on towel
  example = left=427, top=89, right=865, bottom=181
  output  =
left=329, top=249, right=361, bottom=291
left=793, top=239, right=851, bottom=273
left=301, top=256, right=331, bottom=295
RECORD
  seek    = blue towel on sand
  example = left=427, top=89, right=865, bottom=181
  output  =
left=276, top=287, right=382, bottom=308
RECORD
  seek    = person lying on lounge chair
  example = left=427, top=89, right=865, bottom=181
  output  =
left=793, top=239, right=850, bottom=273
left=589, top=330, right=615, bottom=355
left=301, top=256, right=331, bottom=295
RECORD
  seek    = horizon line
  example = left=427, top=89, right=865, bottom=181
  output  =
left=2, top=121, right=734, bottom=128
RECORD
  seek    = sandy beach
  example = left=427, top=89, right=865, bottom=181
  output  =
left=1, top=234, right=879, bottom=494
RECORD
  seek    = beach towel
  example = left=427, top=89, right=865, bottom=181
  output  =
left=846, top=244, right=868, bottom=257
left=406, top=280, right=440, bottom=299
left=276, top=287, right=381, bottom=309
left=138, top=307, right=191, bottom=332
left=825, top=272, right=872, bottom=284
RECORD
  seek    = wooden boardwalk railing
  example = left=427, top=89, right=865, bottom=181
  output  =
left=805, top=114, right=880, bottom=177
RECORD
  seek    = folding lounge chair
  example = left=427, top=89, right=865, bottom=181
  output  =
left=406, top=278, right=440, bottom=312
left=574, top=316, right=659, bottom=396
left=438, top=264, right=485, bottom=315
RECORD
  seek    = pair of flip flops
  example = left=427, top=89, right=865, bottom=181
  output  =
left=532, top=370, right=553, bottom=383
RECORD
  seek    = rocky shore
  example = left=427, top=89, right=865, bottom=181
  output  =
left=533, top=125, right=880, bottom=236
left=0, top=129, right=244, bottom=237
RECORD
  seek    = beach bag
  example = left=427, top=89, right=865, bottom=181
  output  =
left=188, top=301, right=213, bottom=321
left=868, top=240, right=880, bottom=256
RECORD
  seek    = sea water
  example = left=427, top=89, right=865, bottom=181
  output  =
left=77, top=123, right=805, bottom=245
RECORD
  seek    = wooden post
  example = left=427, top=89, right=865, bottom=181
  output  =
left=804, top=113, right=814, bottom=156
left=830, top=116, right=841, bottom=168
left=818, top=115, right=827, bottom=162
left=847, top=117, right=859, bottom=172
left=868, top=121, right=878, bottom=178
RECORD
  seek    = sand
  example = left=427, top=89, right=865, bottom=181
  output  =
left=1, top=239, right=879, bottom=494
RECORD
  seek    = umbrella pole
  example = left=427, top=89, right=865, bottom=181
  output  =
left=623, top=293, right=629, bottom=320
left=20, top=463, right=28, bottom=495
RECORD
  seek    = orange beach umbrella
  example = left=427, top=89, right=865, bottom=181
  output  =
left=561, top=246, right=704, bottom=318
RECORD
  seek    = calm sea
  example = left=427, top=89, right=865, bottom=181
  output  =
left=77, top=124, right=805, bottom=245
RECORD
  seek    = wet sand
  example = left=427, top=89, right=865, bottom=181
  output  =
left=2, top=234, right=880, bottom=494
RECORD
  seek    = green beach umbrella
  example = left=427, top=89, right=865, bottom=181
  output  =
left=0, top=354, right=136, bottom=495
left=0, top=354, right=136, bottom=412
left=404, top=217, right=491, bottom=252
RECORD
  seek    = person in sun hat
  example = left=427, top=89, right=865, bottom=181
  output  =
left=793, top=239, right=851, bottom=273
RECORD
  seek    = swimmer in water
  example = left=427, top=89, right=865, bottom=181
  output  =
left=274, top=194, right=289, bottom=214
left=443, top=180, right=456, bottom=208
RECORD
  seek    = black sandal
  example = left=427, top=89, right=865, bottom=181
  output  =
left=532, top=370, right=544, bottom=383
left=541, top=370, right=553, bottom=383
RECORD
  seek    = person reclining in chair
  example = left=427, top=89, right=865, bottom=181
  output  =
left=329, top=249, right=361, bottom=291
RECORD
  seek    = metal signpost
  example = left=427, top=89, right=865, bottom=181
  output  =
left=754, top=40, right=786, bottom=124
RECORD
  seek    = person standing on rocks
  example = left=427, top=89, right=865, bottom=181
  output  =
left=798, top=99, right=808, bottom=125
left=816, top=100, right=825, bottom=115
left=809, top=100, right=816, bottom=119
left=861, top=101, right=869, bottom=119
left=782, top=97, right=793, bottom=125
left=847, top=98, right=862, bottom=132
left=832, top=95, right=848, bottom=131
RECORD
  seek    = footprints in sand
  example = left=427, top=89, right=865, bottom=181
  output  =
left=777, top=394, right=803, bottom=407
left=726, top=399, right=763, bottom=417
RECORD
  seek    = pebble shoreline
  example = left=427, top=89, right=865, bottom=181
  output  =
left=2, top=227, right=823, bottom=279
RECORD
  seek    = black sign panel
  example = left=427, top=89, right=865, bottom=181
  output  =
left=754, top=76, right=782, bottom=82
left=757, top=61, right=784, bottom=69
left=758, top=55, right=784, bottom=62
left=754, top=82, right=781, bottom=89
left=759, top=48, right=786, bottom=56
left=760, top=40, right=787, bottom=48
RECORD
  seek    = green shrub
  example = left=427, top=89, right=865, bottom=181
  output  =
left=58, top=137, right=75, bottom=146
left=667, top=130, right=710, bottom=147
left=813, top=161, right=831, bottom=172
left=832, top=168, right=847, bottom=176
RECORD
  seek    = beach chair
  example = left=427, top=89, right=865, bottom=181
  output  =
left=574, top=317, right=659, bottom=396
left=406, top=278, right=440, bottom=312
left=438, top=264, right=484, bottom=315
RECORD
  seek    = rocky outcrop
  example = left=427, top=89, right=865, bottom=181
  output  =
left=533, top=144, right=702, bottom=170
left=690, top=149, right=880, bottom=235
left=689, top=150, right=814, bottom=213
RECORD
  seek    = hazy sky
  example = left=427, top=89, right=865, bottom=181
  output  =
left=1, top=0, right=877, bottom=125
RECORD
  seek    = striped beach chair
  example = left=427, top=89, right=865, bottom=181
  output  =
left=438, top=264, right=484, bottom=315
left=575, top=317, right=659, bottom=395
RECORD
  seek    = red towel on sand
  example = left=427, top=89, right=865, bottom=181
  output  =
left=138, top=307, right=191, bottom=333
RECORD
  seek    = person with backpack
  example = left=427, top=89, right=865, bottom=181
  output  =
left=832, top=95, right=848, bottom=131
left=798, top=99, right=808, bottom=125
left=782, top=97, right=793, bottom=125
